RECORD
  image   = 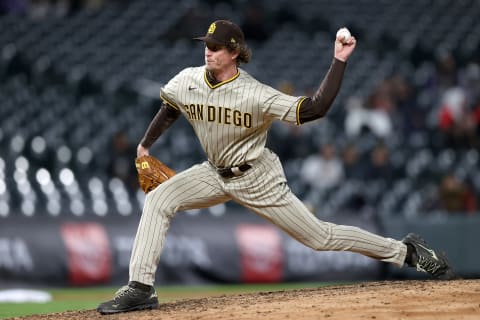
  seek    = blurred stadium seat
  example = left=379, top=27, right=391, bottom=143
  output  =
left=0, top=0, right=479, bottom=218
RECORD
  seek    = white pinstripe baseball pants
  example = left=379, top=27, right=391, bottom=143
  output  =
left=129, top=148, right=407, bottom=285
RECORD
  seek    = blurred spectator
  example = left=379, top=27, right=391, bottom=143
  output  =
left=435, top=51, right=459, bottom=90
left=438, top=87, right=466, bottom=129
left=341, top=143, right=365, bottom=181
left=463, top=62, right=480, bottom=142
left=371, top=80, right=397, bottom=113
left=108, top=131, right=137, bottom=190
left=364, top=142, right=393, bottom=182
left=0, top=0, right=479, bottom=220
left=437, top=87, right=479, bottom=149
left=437, top=173, right=476, bottom=214
left=389, top=75, right=426, bottom=136
left=268, top=122, right=312, bottom=161
left=344, top=91, right=393, bottom=139
left=300, top=143, right=344, bottom=192
left=463, top=62, right=480, bottom=108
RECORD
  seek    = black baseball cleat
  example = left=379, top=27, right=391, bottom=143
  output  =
left=96, top=281, right=159, bottom=315
left=402, top=233, right=456, bottom=280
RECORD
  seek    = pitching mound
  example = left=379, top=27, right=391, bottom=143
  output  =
left=14, top=279, right=480, bottom=320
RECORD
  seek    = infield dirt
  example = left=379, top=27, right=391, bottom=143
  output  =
left=10, top=279, right=480, bottom=320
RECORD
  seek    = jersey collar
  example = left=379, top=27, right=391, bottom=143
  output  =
left=204, top=68, right=240, bottom=89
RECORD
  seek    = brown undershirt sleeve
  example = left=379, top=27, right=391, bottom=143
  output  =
left=139, top=102, right=181, bottom=148
left=298, top=58, right=346, bottom=124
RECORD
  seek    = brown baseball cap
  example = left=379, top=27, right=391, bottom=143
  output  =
left=194, top=20, right=245, bottom=47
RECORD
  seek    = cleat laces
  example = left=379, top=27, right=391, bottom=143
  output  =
left=114, top=286, right=134, bottom=301
left=416, top=255, right=442, bottom=275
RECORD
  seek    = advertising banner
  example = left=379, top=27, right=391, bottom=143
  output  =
left=0, top=211, right=382, bottom=286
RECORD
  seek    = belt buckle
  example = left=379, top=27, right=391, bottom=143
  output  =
left=231, top=166, right=242, bottom=176
left=215, top=164, right=250, bottom=178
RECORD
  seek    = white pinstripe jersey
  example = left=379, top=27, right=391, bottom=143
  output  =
left=160, top=66, right=306, bottom=167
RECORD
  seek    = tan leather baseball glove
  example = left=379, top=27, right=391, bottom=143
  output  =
left=135, top=155, right=176, bottom=193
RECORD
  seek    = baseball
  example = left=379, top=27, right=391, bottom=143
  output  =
left=336, top=27, right=351, bottom=43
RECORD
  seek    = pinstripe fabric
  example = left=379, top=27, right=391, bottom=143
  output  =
left=160, top=67, right=303, bottom=167
left=233, top=151, right=406, bottom=265
left=129, top=163, right=229, bottom=284
left=129, top=66, right=407, bottom=286
left=129, top=149, right=407, bottom=285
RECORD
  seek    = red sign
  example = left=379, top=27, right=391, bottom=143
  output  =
left=60, top=223, right=112, bottom=285
left=236, top=224, right=283, bottom=283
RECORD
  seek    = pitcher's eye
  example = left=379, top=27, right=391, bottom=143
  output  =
left=206, top=43, right=224, bottom=52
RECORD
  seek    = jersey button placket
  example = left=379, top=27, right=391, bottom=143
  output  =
left=205, top=89, right=214, bottom=155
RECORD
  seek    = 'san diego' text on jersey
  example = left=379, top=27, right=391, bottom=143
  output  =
left=183, top=104, right=252, bottom=128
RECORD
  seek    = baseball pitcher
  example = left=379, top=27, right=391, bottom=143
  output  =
left=97, top=20, right=454, bottom=315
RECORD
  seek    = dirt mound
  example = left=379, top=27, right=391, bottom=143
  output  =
left=12, top=279, right=480, bottom=320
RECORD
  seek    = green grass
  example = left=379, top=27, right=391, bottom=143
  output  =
left=0, top=282, right=338, bottom=319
